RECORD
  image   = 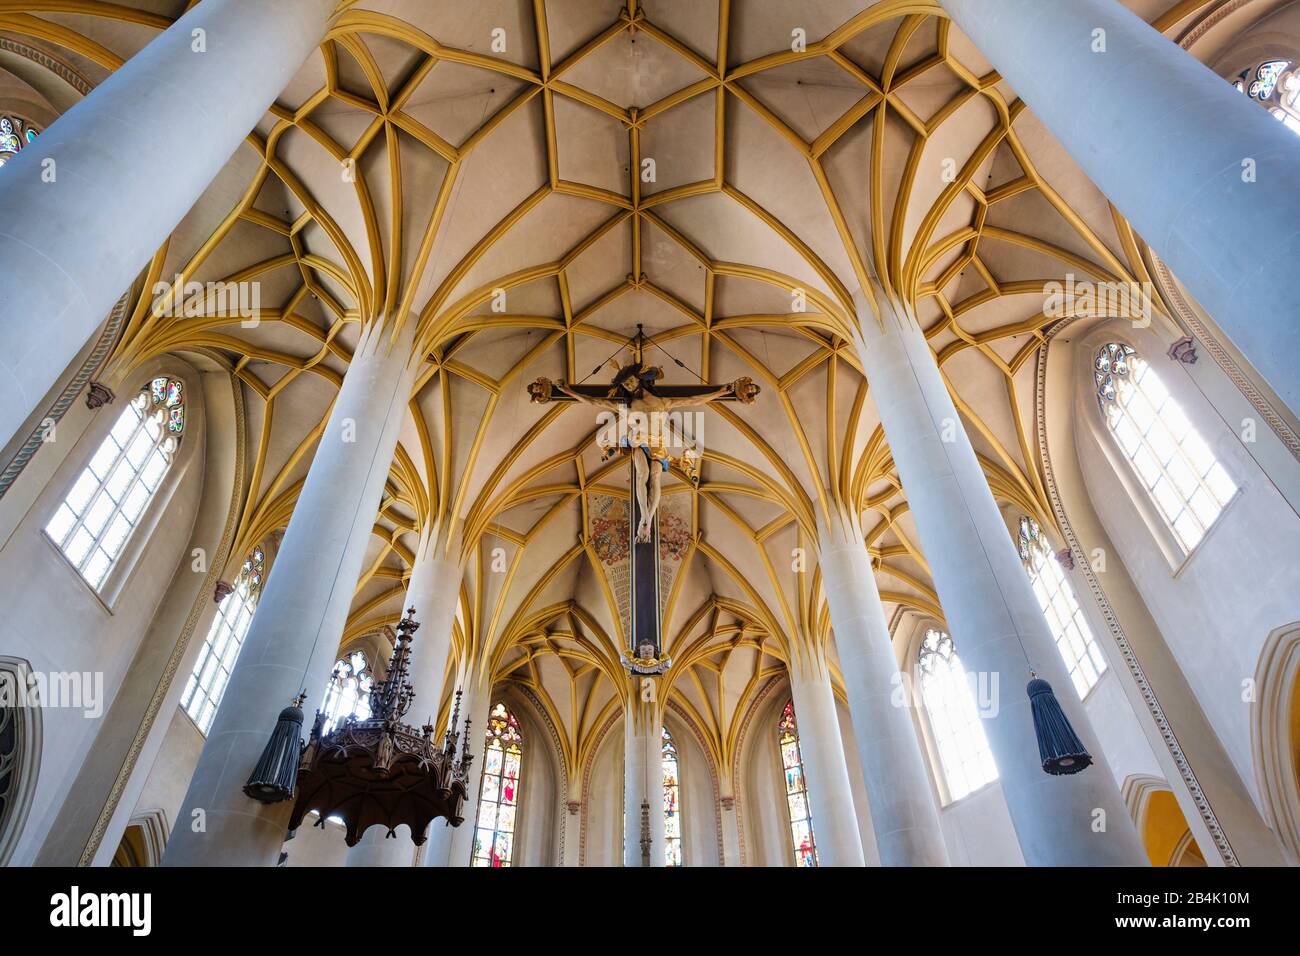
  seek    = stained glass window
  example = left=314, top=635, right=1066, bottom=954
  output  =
left=1230, top=60, right=1300, bottom=133
left=1095, top=343, right=1237, bottom=553
left=0, top=115, right=39, bottom=167
left=181, top=546, right=265, bottom=735
left=662, top=727, right=682, bottom=867
left=472, top=703, right=522, bottom=867
left=778, top=700, right=817, bottom=867
left=918, top=628, right=998, bottom=803
left=321, top=650, right=372, bottom=731
left=1017, top=518, right=1107, bottom=697
left=46, top=377, right=186, bottom=590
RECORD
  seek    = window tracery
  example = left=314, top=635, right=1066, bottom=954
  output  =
left=46, top=376, right=186, bottom=590
left=472, top=702, right=523, bottom=867
left=181, top=546, right=264, bottom=735
left=778, top=700, right=817, bottom=867
left=1018, top=517, right=1107, bottom=697
left=1095, top=343, right=1236, bottom=552
left=918, top=628, right=998, bottom=802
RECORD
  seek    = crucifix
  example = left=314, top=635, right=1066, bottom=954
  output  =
left=528, top=326, right=759, bottom=672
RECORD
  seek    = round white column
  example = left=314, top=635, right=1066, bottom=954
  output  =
left=854, top=289, right=1146, bottom=866
left=344, top=536, right=463, bottom=867
left=163, top=320, right=420, bottom=867
left=939, top=0, right=1300, bottom=417
left=786, top=659, right=866, bottom=867
left=622, top=697, right=666, bottom=867
left=0, top=0, right=337, bottom=452
left=424, top=670, right=491, bottom=867
left=819, top=513, right=949, bottom=866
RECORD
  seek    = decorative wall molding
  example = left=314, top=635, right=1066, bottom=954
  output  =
left=728, top=674, right=783, bottom=867
left=515, top=683, right=569, bottom=867
left=666, top=699, right=725, bottom=866
left=1035, top=324, right=1238, bottom=866
left=1248, top=621, right=1300, bottom=862
left=0, top=36, right=94, bottom=96
left=0, top=291, right=132, bottom=500
left=578, top=708, right=621, bottom=867
left=0, top=656, right=41, bottom=866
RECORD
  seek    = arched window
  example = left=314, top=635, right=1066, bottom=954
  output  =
left=1018, top=517, right=1107, bottom=697
left=662, top=727, right=682, bottom=867
left=918, top=628, right=998, bottom=802
left=45, top=376, right=186, bottom=590
left=180, top=546, right=264, bottom=735
left=472, top=702, right=522, bottom=867
left=1095, top=343, right=1237, bottom=553
left=1231, top=59, right=1300, bottom=133
left=0, top=115, right=39, bottom=166
left=321, top=650, right=372, bottom=731
left=778, top=700, right=817, bottom=867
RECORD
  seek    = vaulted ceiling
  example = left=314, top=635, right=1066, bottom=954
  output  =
left=0, top=0, right=1244, bottom=770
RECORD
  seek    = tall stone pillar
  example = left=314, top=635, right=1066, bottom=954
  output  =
left=786, top=658, right=866, bottom=866
left=853, top=288, right=1146, bottom=866
left=163, top=319, right=420, bottom=867
left=939, top=0, right=1300, bottom=417
left=819, top=511, right=949, bottom=866
left=423, top=668, right=492, bottom=867
left=622, top=694, right=666, bottom=867
left=345, top=533, right=463, bottom=866
left=0, top=0, right=337, bottom=452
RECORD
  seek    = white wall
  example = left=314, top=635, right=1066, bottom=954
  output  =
left=0, top=359, right=206, bottom=865
left=1075, top=322, right=1300, bottom=811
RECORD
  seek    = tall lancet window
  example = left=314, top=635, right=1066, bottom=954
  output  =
left=46, top=376, right=186, bottom=590
left=1095, top=343, right=1236, bottom=552
left=918, top=628, right=997, bottom=802
left=321, top=650, right=372, bottom=731
left=472, top=703, right=523, bottom=867
left=778, top=700, right=817, bottom=867
left=181, top=546, right=264, bottom=734
left=662, top=727, right=682, bottom=867
left=1017, top=517, right=1107, bottom=697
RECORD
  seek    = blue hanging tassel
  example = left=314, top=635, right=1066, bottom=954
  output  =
left=1028, top=675, right=1092, bottom=775
left=243, top=695, right=306, bottom=803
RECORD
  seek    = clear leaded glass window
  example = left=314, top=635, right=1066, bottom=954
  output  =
left=778, top=700, right=817, bottom=867
left=662, top=727, right=682, bottom=867
left=321, top=650, right=372, bottom=731
left=181, top=546, right=264, bottom=735
left=472, top=703, right=522, bottom=867
left=0, top=115, right=39, bottom=166
left=1017, top=517, right=1107, bottom=697
left=918, top=628, right=998, bottom=802
left=45, top=376, right=186, bottom=590
left=1095, top=343, right=1237, bottom=553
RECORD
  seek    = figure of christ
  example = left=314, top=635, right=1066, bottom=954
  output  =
left=546, top=364, right=746, bottom=542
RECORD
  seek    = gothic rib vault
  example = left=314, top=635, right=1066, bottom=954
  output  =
left=3, top=0, right=1207, bottom=787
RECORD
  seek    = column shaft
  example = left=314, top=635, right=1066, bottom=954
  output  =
left=0, top=0, right=336, bottom=451
left=345, top=536, right=462, bottom=866
left=424, top=671, right=491, bottom=867
left=163, top=320, right=419, bottom=867
left=940, top=0, right=1300, bottom=415
left=623, top=699, right=666, bottom=867
left=786, top=661, right=866, bottom=866
left=819, top=516, right=949, bottom=865
left=854, top=292, right=1146, bottom=866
